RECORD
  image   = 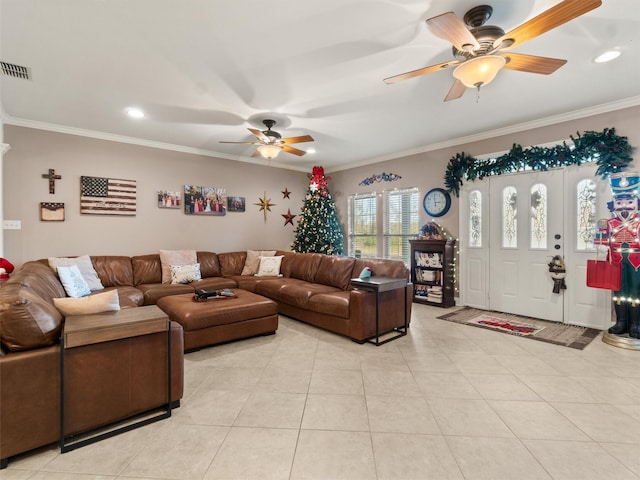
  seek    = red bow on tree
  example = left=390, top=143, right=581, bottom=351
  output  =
left=311, top=165, right=329, bottom=191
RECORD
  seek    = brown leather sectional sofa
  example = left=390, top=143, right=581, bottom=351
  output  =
left=153, top=250, right=411, bottom=344
left=0, top=260, right=185, bottom=469
left=0, top=250, right=411, bottom=467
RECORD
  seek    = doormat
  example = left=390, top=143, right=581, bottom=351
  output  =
left=468, top=315, right=545, bottom=336
left=436, top=307, right=601, bottom=350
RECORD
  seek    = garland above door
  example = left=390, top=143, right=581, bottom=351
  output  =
left=445, top=128, right=635, bottom=196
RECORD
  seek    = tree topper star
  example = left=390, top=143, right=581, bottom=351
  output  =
left=254, top=191, right=275, bottom=222
left=282, top=209, right=296, bottom=226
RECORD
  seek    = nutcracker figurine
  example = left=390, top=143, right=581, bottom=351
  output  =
left=594, top=171, right=640, bottom=338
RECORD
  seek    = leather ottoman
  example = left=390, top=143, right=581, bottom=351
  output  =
left=157, top=289, right=278, bottom=351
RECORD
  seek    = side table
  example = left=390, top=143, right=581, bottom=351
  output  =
left=350, top=276, right=409, bottom=345
left=61, top=305, right=171, bottom=452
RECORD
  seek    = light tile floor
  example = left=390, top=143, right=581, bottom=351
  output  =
left=2, top=303, right=640, bottom=480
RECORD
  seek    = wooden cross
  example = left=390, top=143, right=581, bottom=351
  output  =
left=42, top=169, right=61, bottom=194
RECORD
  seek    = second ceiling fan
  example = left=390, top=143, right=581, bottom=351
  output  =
left=384, top=0, right=602, bottom=101
left=220, top=119, right=314, bottom=159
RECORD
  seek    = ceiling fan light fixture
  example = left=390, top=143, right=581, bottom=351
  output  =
left=257, top=144, right=282, bottom=159
left=452, top=55, right=506, bottom=88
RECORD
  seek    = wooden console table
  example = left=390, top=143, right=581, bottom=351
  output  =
left=60, top=305, right=171, bottom=452
left=350, top=276, right=409, bottom=345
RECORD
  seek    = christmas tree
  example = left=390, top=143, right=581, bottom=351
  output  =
left=291, top=166, right=344, bottom=255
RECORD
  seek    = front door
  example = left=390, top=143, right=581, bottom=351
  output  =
left=459, top=163, right=611, bottom=328
left=489, top=169, right=564, bottom=322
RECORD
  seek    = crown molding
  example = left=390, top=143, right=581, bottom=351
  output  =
left=3, top=95, right=639, bottom=175
left=1, top=116, right=309, bottom=172
left=328, top=96, right=640, bottom=173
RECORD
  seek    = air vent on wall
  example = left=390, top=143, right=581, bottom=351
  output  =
left=1, top=61, right=31, bottom=80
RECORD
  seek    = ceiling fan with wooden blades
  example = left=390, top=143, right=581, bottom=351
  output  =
left=384, top=0, right=602, bottom=101
left=219, top=119, right=314, bottom=159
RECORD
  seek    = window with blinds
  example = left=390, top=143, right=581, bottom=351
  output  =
left=348, top=187, right=419, bottom=264
left=348, top=193, right=377, bottom=257
left=384, top=187, right=419, bottom=263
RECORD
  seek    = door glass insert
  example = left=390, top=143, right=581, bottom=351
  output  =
left=502, top=186, right=517, bottom=248
left=530, top=183, right=547, bottom=249
left=469, top=190, right=482, bottom=247
left=577, top=179, right=597, bottom=250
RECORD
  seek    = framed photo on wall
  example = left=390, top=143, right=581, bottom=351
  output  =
left=227, top=196, right=245, bottom=212
left=184, top=185, right=226, bottom=216
left=158, top=190, right=181, bottom=209
left=40, top=202, right=65, bottom=221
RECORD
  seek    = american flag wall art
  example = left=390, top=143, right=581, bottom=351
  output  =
left=80, top=176, right=137, bottom=216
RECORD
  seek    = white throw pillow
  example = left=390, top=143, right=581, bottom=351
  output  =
left=241, top=250, right=277, bottom=276
left=57, top=264, right=92, bottom=298
left=170, top=263, right=201, bottom=284
left=255, top=255, right=284, bottom=277
left=54, top=290, right=120, bottom=316
left=48, top=255, right=104, bottom=291
left=159, top=249, right=197, bottom=284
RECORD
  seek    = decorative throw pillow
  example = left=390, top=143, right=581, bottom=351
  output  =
left=57, top=264, right=92, bottom=298
left=48, top=255, right=104, bottom=291
left=241, top=250, right=277, bottom=276
left=54, top=290, right=120, bottom=316
left=255, top=255, right=284, bottom=277
left=170, top=263, right=201, bottom=284
left=159, top=249, right=197, bottom=284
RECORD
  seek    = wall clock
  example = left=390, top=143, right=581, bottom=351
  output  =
left=423, top=188, right=451, bottom=217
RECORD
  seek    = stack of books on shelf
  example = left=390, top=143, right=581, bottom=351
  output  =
left=414, top=285, right=428, bottom=297
left=426, top=285, right=443, bottom=303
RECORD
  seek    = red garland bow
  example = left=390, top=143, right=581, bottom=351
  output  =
left=311, top=166, right=329, bottom=190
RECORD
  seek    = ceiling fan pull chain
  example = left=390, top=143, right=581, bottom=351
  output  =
left=476, top=85, right=481, bottom=103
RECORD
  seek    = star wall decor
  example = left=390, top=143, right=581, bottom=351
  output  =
left=281, top=188, right=291, bottom=199
left=282, top=209, right=296, bottom=226
left=254, top=191, right=275, bottom=222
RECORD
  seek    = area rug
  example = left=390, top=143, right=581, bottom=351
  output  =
left=436, top=307, right=601, bottom=350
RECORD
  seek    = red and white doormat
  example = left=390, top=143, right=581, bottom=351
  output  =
left=468, top=315, right=545, bottom=336
left=436, top=307, right=601, bottom=349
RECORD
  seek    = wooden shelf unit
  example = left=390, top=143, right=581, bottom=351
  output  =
left=409, top=238, right=456, bottom=308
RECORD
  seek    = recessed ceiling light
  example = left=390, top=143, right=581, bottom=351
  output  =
left=594, top=50, right=621, bottom=63
left=126, top=107, right=145, bottom=118
left=306, top=148, right=316, bottom=154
